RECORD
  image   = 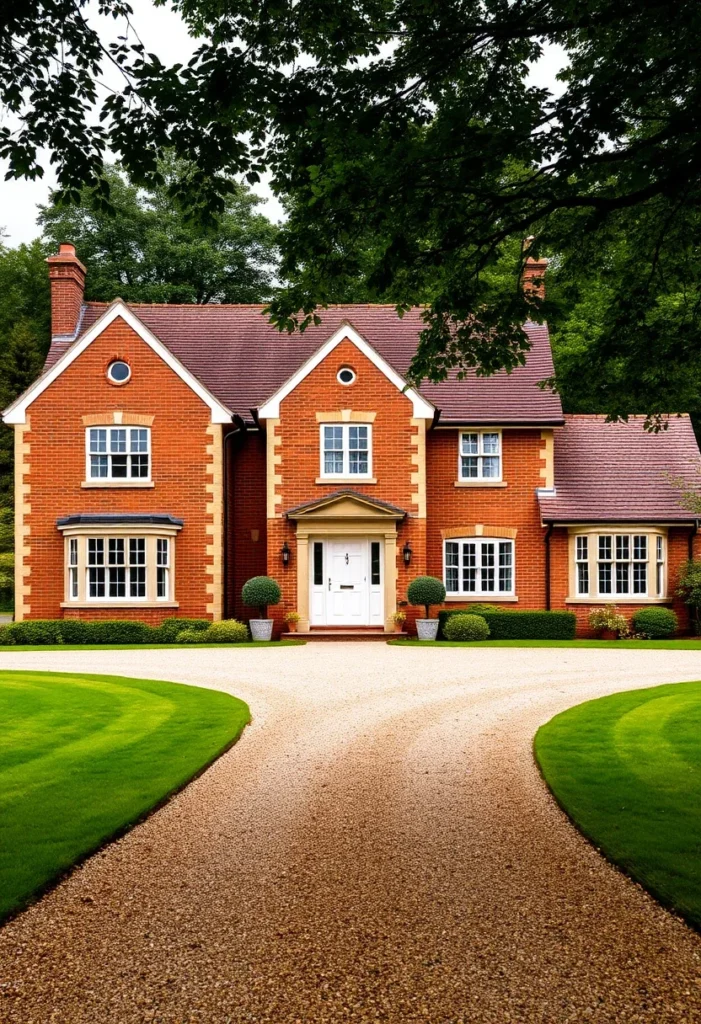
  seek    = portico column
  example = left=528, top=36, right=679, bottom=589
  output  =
left=296, top=531, right=310, bottom=631
left=384, top=529, right=398, bottom=630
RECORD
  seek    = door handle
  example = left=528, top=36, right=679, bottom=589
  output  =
left=328, top=577, right=331, bottom=591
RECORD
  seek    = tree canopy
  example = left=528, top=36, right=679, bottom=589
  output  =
left=3, top=1, right=700, bottom=419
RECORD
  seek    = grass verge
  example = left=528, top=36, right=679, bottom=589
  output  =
left=0, top=640, right=305, bottom=652
left=0, top=670, right=250, bottom=920
left=388, top=639, right=701, bottom=649
left=535, top=681, right=701, bottom=930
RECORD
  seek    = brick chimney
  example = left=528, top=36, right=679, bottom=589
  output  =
left=46, top=243, right=86, bottom=337
left=522, top=238, right=547, bottom=300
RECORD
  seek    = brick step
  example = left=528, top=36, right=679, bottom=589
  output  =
left=283, top=630, right=406, bottom=642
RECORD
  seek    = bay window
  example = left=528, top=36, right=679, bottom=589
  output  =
left=570, top=529, right=666, bottom=599
left=444, top=538, right=515, bottom=597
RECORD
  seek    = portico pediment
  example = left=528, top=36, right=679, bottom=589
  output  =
left=286, top=489, right=406, bottom=521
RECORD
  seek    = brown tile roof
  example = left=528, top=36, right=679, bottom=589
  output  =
left=539, top=415, right=701, bottom=522
left=46, top=303, right=564, bottom=425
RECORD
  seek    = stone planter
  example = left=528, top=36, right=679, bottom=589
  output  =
left=250, top=619, right=274, bottom=642
left=416, top=618, right=439, bottom=641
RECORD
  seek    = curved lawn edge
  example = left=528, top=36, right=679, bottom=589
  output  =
left=534, top=681, right=701, bottom=931
left=387, top=639, right=701, bottom=649
left=0, top=670, right=251, bottom=922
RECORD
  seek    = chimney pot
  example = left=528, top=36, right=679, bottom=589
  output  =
left=46, top=242, right=86, bottom=338
left=521, top=239, right=547, bottom=301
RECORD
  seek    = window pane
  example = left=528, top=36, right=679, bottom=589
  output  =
left=657, top=561, right=664, bottom=596
left=156, top=567, right=167, bottom=599
left=482, top=456, right=500, bottom=478
left=111, top=454, right=128, bottom=478
left=130, top=538, right=146, bottom=565
left=109, top=567, right=126, bottom=597
left=598, top=563, right=612, bottom=594
left=130, top=567, right=146, bottom=598
left=88, top=567, right=105, bottom=598
left=445, top=542, right=459, bottom=592
left=349, top=426, right=367, bottom=448
left=576, top=536, right=588, bottom=561
left=323, top=427, right=344, bottom=474
left=108, top=539, right=125, bottom=565
left=69, top=567, right=78, bottom=599
left=88, top=538, right=104, bottom=565
left=349, top=450, right=368, bottom=474
left=90, top=454, right=108, bottom=478
left=633, top=535, right=647, bottom=560
left=498, top=542, right=512, bottom=592
left=633, top=563, right=647, bottom=594
left=577, top=562, right=589, bottom=595
left=110, top=429, right=127, bottom=453
left=656, top=536, right=663, bottom=561
left=616, top=535, right=630, bottom=561
left=462, top=542, right=477, bottom=592
left=68, top=538, right=78, bottom=566
left=482, top=433, right=500, bottom=454
left=130, top=429, right=148, bottom=452
left=598, top=536, right=612, bottom=560
left=89, top=428, right=107, bottom=453
left=156, top=539, right=169, bottom=566
left=461, top=456, right=478, bottom=478
left=481, top=543, right=495, bottom=592
left=130, top=454, right=149, bottom=478
left=313, top=542, right=324, bottom=587
left=616, top=562, right=630, bottom=594
left=461, top=433, right=478, bottom=455
left=370, top=542, right=381, bottom=586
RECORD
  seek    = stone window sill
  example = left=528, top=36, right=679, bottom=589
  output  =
left=315, top=477, right=377, bottom=485
left=454, top=480, right=507, bottom=489
left=60, top=601, right=179, bottom=609
left=81, top=479, right=155, bottom=489
left=444, top=595, right=518, bottom=603
left=565, top=596, right=669, bottom=605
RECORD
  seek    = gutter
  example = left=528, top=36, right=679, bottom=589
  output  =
left=543, top=523, right=554, bottom=611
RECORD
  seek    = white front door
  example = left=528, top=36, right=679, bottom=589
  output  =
left=309, top=538, right=384, bottom=626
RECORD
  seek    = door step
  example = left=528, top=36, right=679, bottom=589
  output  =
left=283, top=630, right=406, bottom=642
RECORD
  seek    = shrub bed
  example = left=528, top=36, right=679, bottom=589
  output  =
left=632, top=606, right=678, bottom=638
left=0, top=617, right=216, bottom=646
left=203, top=620, right=250, bottom=643
left=443, top=613, right=490, bottom=641
left=438, top=608, right=576, bottom=640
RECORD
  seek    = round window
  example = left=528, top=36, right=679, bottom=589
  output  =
left=337, top=367, right=356, bottom=386
left=107, top=360, right=131, bottom=384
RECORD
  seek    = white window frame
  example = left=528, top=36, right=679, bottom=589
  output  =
left=85, top=426, right=151, bottom=482
left=319, top=423, right=373, bottom=479
left=156, top=538, right=170, bottom=601
left=458, top=430, right=502, bottom=482
left=85, top=537, right=147, bottom=602
left=570, top=529, right=667, bottom=600
left=63, top=531, right=177, bottom=605
left=443, top=537, right=515, bottom=597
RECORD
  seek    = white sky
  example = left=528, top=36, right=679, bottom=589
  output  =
left=0, top=4, right=566, bottom=246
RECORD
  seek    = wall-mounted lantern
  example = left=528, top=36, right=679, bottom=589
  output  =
left=402, top=540, right=413, bottom=566
left=281, top=541, right=291, bottom=567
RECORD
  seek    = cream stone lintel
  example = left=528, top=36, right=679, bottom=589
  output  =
left=315, top=410, right=377, bottom=423
left=454, top=480, right=508, bottom=489
left=539, top=429, right=554, bottom=490
left=410, top=417, right=427, bottom=519
left=81, top=412, right=155, bottom=426
left=205, top=423, right=224, bottom=619
left=266, top=418, right=283, bottom=519
left=441, top=525, right=518, bottom=540
left=14, top=419, right=31, bottom=620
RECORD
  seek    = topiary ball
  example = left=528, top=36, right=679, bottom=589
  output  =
left=443, top=613, right=490, bottom=642
left=241, top=576, right=282, bottom=616
left=407, top=575, right=446, bottom=614
left=205, top=619, right=250, bottom=643
left=631, top=606, right=678, bottom=638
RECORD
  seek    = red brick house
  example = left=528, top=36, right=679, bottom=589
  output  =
left=4, top=243, right=701, bottom=635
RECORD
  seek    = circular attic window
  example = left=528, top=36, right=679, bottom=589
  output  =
left=337, top=367, right=356, bottom=386
left=107, top=360, right=131, bottom=385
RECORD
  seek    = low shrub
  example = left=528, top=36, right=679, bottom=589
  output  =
left=205, top=619, right=250, bottom=643
left=443, top=613, right=490, bottom=641
left=0, top=624, right=15, bottom=645
left=438, top=608, right=576, bottom=640
left=407, top=576, right=446, bottom=618
left=157, top=617, right=211, bottom=643
left=87, top=620, right=160, bottom=645
left=632, top=606, right=678, bottom=639
left=588, top=605, right=628, bottom=637
left=241, top=576, right=281, bottom=618
left=4, top=620, right=65, bottom=645
left=176, top=629, right=207, bottom=644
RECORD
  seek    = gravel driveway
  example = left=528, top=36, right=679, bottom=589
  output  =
left=1, top=643, right=701, bottom=1023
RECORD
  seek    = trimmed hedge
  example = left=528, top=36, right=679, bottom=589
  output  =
left=443, top=613, right=490, bottom=641
left=632, top=606, right=678, bottom=639
left=204, top=619, right=250, bottom=643
left=438, top=608, right=576, bottom=640
left=0, top=617, right=214, bottom=646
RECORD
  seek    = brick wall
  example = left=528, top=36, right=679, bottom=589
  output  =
left=226, top=429, right=268, bottom=619
left=24, top=316, right=216, bottom=623
left=426, top=428, right=547, bottom=610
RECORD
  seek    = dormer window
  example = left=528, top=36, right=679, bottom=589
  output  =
left=87, top=427, right=150, bottom=481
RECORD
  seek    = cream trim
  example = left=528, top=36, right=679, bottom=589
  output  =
left=315, top=410, right=377, bottom=423
left=454, top=480, right=508, bottom=489
left=60, top=601, right=179, bottom=609
left=205, top=422, right=224, bottom=620
left=61, top=531, right=179, bottom=605
left=14, top=420, right=31, bottom=620
left=82, top=412, right=155, bottom=426
left=3, top=301, right=233, bottom=424
left=539, top=430, right=554, bottom=490
left=410, top=417, right=427, bottom=518
left=266, top=418, right=282, bottom=518
left=315, top=477, right=377, bottom=485
left=441, top=525, right=518, bottom=540
left=445, top=595, right=519, bottom=603
left=58, top=523, right=182, bottom=537
left=81, top=480, right=155, bottom=489
left=258, top=322, right=435, bottom=420
left=296, top=535, right=310, bottom=631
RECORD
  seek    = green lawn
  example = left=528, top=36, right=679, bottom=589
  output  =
left=389, top=638, right=701, bottom=649
left=0, top=670, right=249, bottom=920
left=535, top=681, right=701, bottom=929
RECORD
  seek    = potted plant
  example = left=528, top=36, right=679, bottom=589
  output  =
left=241, top=576, right=282, bottom=641
left=284, top=611, right=301, bottom=633
left=392, top=610, right=407, bottom=633
left=676, top=559, right=701, bottom=635
left=407, top=575, right=446, bottom=640
left=588, top=604, right=628, bottom=640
